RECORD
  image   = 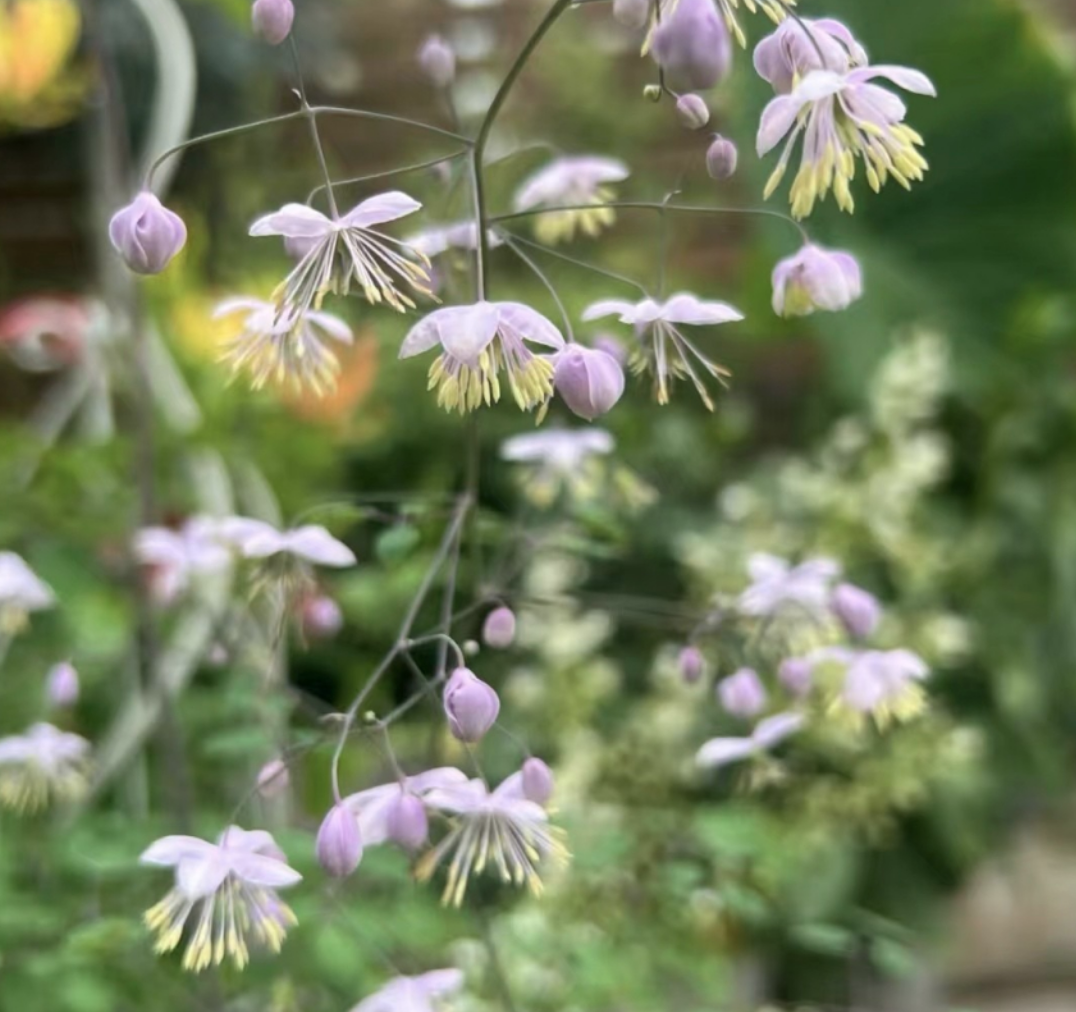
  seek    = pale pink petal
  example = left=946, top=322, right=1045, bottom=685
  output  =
left=342, top=191, right=423, bottom=229
left=847, top=64, right=936, bottom=96
left=751, top=712, right=805, bottom=749
left=580, top=299, right=639, bottom=323
left=412, top=968, right=466, bottom=997
left=747, top=553, right=788, bottom=583
left=437, top=303, right=501, bottom=366
left=282, top=526, right=356, bottom=567
left=228, top=852, right=303, bottom=889
left=757, top=94, right=807, bottom=156
left=249, top=203, right=333, bottom=238
left=660, top=293, right=744, bottom=326
left=306, top=311, right=354, bottom=344
left=140, top=835, right=217, bottom=867
left=695, top=737, right=756, bottom=769
left=496, top=302, right=565, bottom=350
left=177, top=854, right=231, bottom=898
left=213, top=297, right=271, bottom=319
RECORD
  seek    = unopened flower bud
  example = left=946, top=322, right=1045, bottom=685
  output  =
left=706, top=134, right=738, bottom=180
left=771, top=244, right=862, bottom=318
left=252, top=0, right=294, bottom=45
left=650, top=0, right=732, bottom=92
left=613, top=0, right=650, bottom=30
left=443, top=667, right=500, bottom=743
left=418, top=34, right=456, bottom=88
left=678, top=646, right=705, bottom=684
left=521, top=757, right=554, bottom=805
left=676, top=93, right=710, bottom=130
left=830, top=583, right=881, bottom=639
left=45, top=661, right=79, bottom=707
left=643, top=84, right=663, bottom=103
left=482, top=606, right=517, bottom=649
left=778, top=657, right=813, bottom=697
left=108, top=192, right=187, bottom=275
left=386, top=792, right=429, bottom=851
left=717, top=668, right=767, bottom=718
left=554, top=345, right=625, bottom=421
left=257, top=759, right=290, bottom=798
left=301, top=594, right=343, bottom=640
left=316, top=804, right=363, bottom=877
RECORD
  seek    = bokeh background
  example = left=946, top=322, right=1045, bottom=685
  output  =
left=3, top=0, right=1076, bottom=1010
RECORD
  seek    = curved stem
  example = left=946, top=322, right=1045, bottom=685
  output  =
left=290, top=39, right=340, bottom=218
left=499, top=230, right=649, bottom=294
left=504, top=236, right=574, bottom=340
left=307, top=148, right=470, bottom=207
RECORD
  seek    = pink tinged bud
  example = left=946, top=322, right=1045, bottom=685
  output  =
left=386, top=792, right=429, bottom=851
left=771, top=244, right=863, bottom=318
left=443, top=667, right=500, bottom=743
left=678, top=646, right=705, bottom=684
left=650, top=0, right=732, bottom=92
left=830, top=583, right=881, bottom=640
left=257, top=759, right=290, bottom=798
left=778, top=657, right=813, bottom=697
left=418, top=34, right=456, bottom=88
left=717, top=668, right=767, bottom=718
left=45, top=662, right=79, bottom=708
left=108, top=192, right=187, bottom=275
left=554, top=345, right=626, bottom=421
left=521, top=757, right=554, bottom=805
left=302, top=594, right=344, bottom=640
left=316, top=804, right=363, bottom=877
left=706, top=134, right=739, bottom=180
left=482, top=606, right=517, bottom=649
left=251, top=0, right=294, bottom=45
left=613, top=0, right=650, bottom=30
left=676, top=93, right=710, bottom=130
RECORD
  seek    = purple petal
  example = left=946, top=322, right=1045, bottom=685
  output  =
left=283, top=526, right=356, bottom=567
left=413, top=968, right=466, bottom=997
left=696, top=737, right=756, bottom=769
left=342, top=191, right=423, bottom=229
left=249, top=203, right=333, bottom=238
left=751, top=712, right=805, bottom=749
left=176, top=854, right=231, bottom=898
left=847, top=64, right=936, bottom=96
left=140, top=835, right=216, bottom=867
left=757, top=94, right=805, bottom=156
left=437, top=303, right=501, bottom=365
left=660, top=293, right=744, bottom=326
left=306, top=311, right=354, bottom=344
left=228, top=851, right=303, bottom=889
left=496, top=301, right=565, bottom=350
left=580, top=299, right=639, bottom=323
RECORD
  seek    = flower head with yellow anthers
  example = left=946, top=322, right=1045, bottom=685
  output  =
left=513, top=156, right=629, bottom=245
left=753, top=15, right=866, bottom=93
left=757, top=64, right=936, bottom=219
left=140, top=827, right=301, bottom=973
left=0, top=723, right=89, bottom=812
left=807, top=646, right=929, bottom=730
left=215, top=296, right=353, bottom=395
left=582, top=293, right=742, bottom=410
left=416, top=775, right=568, bottom=907
left=399, top=301, right=565, bottom=415
left=249, top=192, right=433, bottom=317
left=0, top=551, right=54, bottom=633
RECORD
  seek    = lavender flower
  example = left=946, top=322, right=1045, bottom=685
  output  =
left=830, top=582, right=881, bottom=639
left=249, top=193, right=432, bottom=316
left=696, top=711, right=804, bottom=769
left=141, top=826, right=301, bottom=971
left=215, top=296, right=353, bottom=394
left=717, top=667, right=767, bottom=717
left=133, top=518, right=232, bottom=604
left=443, top=667, right=500, bottom=742
left=554, top=344, right=625, bottom=420
left=45, top=661, right=79, bottom=708
left=0, top=723, right=90, bottom=811
left=679, top=645, right=706, bottom=684
left=757, top=64, right=936, bottom=219
left=738, top=552, right=840, bottom=617
left=300, top=593, right=344, bottom=640
left=417, top=776, right=569, bottom=905
left=251, top=0, right=294, bottom=45
left=841, top=648, right=928, bottom=720
left=648, top=0, right=732, bottom=90
left=316, top=804, right=364, bottom=877
left=220, top=518, right=356, bottom=568
left=753, top=16, right=866, bottom=94
left=384, top=793, right=430, bottom=851
left=407, top=221, right=503, bottom=259
left=349, top=969, right=465, bottom=1012
left=342, top=767, right=468, bottom=848
left=771, top=244, right=862, bottom=317
left=778, top=656, right=813, bottom=696
left=706, top=134, right=739, bottom=179
left=417, top=34, right=456, bottom=88
left=0, top=551, right=54, bottom=631
left=513, top=157, right=629, bottom=245
left=520, top=758, right=555, bottom=805
left=582, top=293, right=743, bottom=409
left=399, top=301, right=565, bottom=414
left=482, top=606, right=517, bottom=649
left=501, top=427, right=615, bottom=503
left=109, top=192, right=187, bottom=275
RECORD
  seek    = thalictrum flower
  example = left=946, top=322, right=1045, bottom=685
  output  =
left=717, top=667, right=767, bottom=718
left=647, top=0, right=731, bottom=90
left=771, top=244, right=862, bottom=317
left=840, top=648, right=928, bottom=723
left=249, top=192, right=432, bottom=316
left=133, top=518, right=234, bottom=604
left=757, top=64, right=936, bottom=219
left=407, top=221, right=503, bottom=259
left=582, top=293, right=743, bottom=409
left=342, top=767, right=469, bottom=847
left=349, top=969, right=465, bottom=1012
left=501, top=427, right=615, bottom=504
left=0, top=551, right=54, bottom=631
left=215, top=296, right=353, bottom=394
left=45, top=661, right=79, bottom=708
left=696, top=711, right=804, bottom=769
left=417, top=776, right=569, bottom=906
left=399, top=301, right=565, bottom=414
left=830, top=582, right=881, bottom=639
left=513, top=156, right=629, bottom=245
left=219, top=518, right=356, bottom=567
left=738, top=552, right=840, bottom=617
left=0, top=722, right=90, bottom=812
left=141, top=826, right=301, bottom=972
left=753, top=16, right=866, bottom=94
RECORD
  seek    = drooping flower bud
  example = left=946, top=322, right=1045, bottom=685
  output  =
left=385, top=792, right=429, bottom=851
left=778, top=657, right=813, bottom=697
left=257, top=758, right=290, bottom=798
left=108, top=192, right=187, bottom=275
left=554, top=345, right=625, bottom=421
left=676, top=93, right=710, bottom=130
left=482, top=606, right=517, bottom=649
left=521, top=757, right=554, bottom=805
left=316, top=804, right=363, bottom=877
left=771, top=244, right=862, bottom=318
left=45, top=661, right=79, bottom=708
left=650, top=0, right=732, bottom=92
left=717, top=668, right=767, bottom=718
left=443, top=667, right=500, bottom=743
left=251, top=0, right=294, bottom=45
left=301, top=593, right=344, bottom=641
left=678, top=645, right=705, bottom=684
left=830, top=583, right=881, bottom=639
left=613, top=0, right=650, bottom=30
left=706, top=134, right=739, bottom=180
left=643, top=84, right=663, bottom=102
left=417, top=34, right=456, bottom=88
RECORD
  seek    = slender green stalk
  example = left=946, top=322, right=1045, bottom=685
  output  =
left=500, top=229, right=649, bottom=294
left=307, top=149, right=470, bottom=206
left=504, top=236, right=575, bottom=340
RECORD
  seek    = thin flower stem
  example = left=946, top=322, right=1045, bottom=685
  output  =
left=503, top=236, right=575, bottom=340
left=307, top=148, right=470, bottom=206
left=288, top=38, right=340, bottom=218
left=405, top=632, right=466, bottom=670
left=499, top=230, right=649, bottom=294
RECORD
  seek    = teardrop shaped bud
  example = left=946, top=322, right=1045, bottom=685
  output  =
left=45, top=661, right=79, bottom=707
left=443, top=667, right=500, bottom=743
left=706, top=134, right=739, bottom=180
left=554, top=345, right=626, bottom=421
left=316, top=804, right=363, bottom=877
left=108, top=192, right=187, bottom=275
left=678, top=646, right=705, bottom=684
left=386, top=792, right=429, bottom=851
left=417, top=34, right=456, bottom=88
left=613, top=0, right=650, bottom=30
left=830, top=583, right=881, bottom=639
left=676, top=93, right=710, bottom=130
left=257, top=758, right=291, bottom=798
left=778, top=657, right=813, bottom=697
left=650, top=0, right=732, bottom=92
left=252, top=0, right=294, bottom=45
left=301, top=593, right=344, bottom=641
left=521, top=757, right=554, bottom=805
left=717, top=667, right=767, bottom=718
left=482, top=606, right=517, bottom=649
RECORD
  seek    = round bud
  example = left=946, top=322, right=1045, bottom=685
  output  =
left=778, top=657, right=813, bottom=697
left=717, top=668, right=767, bottom=718
left=613, top=0, right=650, bottom=30
left=252, top=0, right=294, bottom=45
left=521, top=757, right=554, bottom=805
left=417, top=34, right=456, bottom=88
left=45, top=661, right=79, bottom=708
left=386, top=792, right=429, bottom=851
left=830, top=583, right=881, bottom=639
left=108, top=192, right=187, bottom=275
left=443, top=667, right=500, bottom=743
left=705, top=134, right=739, bottom=180
left=678, top=646, right=705, bottom=684
left=256, top=759, right=290, bottom=799
left=554, top=345, right=626, bottom=421
left=301, top=594, right=344, bottom=640
left=643, top=84, right=663, bottom=103
left=316, top=804, right=363, bottom=877
left=482, top=606, right=517, bottom=649
left=676, top=93, right=710, bottom=130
